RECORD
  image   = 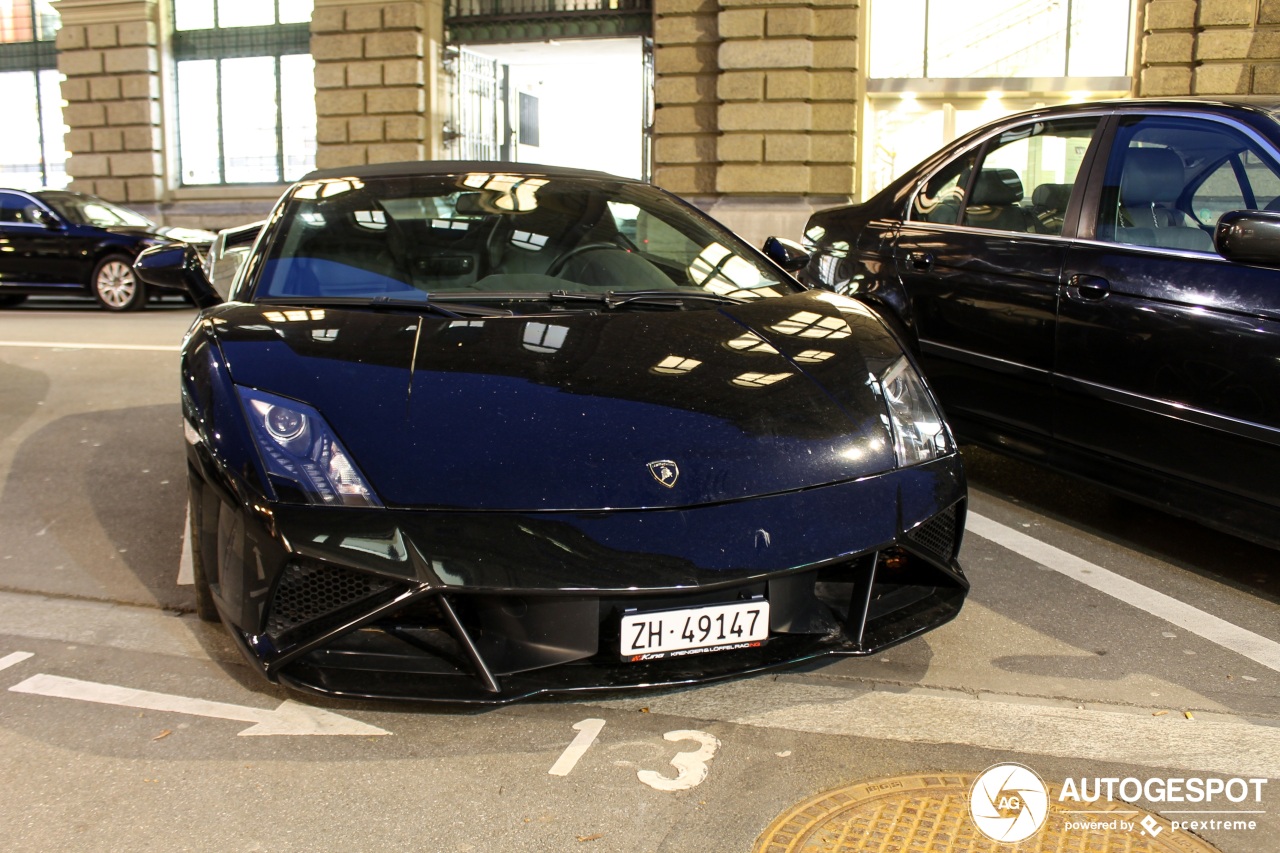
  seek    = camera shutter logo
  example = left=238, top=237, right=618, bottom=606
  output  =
left=969, top=763, right=1050, bottom=843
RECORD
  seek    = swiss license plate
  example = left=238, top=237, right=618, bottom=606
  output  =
left=621, top=600, right=769, bottom=661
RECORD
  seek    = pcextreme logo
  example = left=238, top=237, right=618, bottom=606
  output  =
left=969, top=763, right=1050, bottom=843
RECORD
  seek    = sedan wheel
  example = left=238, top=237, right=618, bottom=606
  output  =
left=93, top=255, right=147, bottom=311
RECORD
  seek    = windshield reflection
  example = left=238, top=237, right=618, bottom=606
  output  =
left=251, top=173, right=801, bottom=305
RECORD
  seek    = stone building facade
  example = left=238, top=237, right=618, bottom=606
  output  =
left=41, top=0, right=1280, bottom=237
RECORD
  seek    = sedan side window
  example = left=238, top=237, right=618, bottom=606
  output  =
left=0, top=193, right=39, bottom=225
left=962, top=118, right=1099, bottom=236
left=910, top=152, right=977, bottom=225
left=1096, top=116, right=1280, bottom=253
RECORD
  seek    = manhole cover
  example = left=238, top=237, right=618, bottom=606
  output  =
left=755, top=773, right=1224, bottom=852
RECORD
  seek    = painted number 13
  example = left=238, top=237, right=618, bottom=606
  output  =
left=548, top=718, right=721, bottom=792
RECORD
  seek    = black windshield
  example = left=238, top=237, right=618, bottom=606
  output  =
left=248, top=172, right=800, bottom=306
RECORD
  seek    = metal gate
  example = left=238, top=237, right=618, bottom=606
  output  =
left=446, top=48, right=510, bottom=161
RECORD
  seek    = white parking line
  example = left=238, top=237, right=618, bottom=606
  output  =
left=0, top=340, right=180, bottom=352
left=0, top=651, right=34, bottom=672
left=177, top=503, right=194, bottom=586
left=967, top=511, right=1280, bottom=674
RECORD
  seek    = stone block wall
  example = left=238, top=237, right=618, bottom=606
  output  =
left=652, top=0, right=720, bottom=195
left=55, top=0, right=164, bottom=205
left=651, top=0, right=861, bottom=243
left=1139, top=0, right=1280, bottom=95
left=312, top=0, right=435, bottom=170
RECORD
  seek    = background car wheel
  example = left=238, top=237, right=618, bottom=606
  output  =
left=92, top=254, right=147, bottom=311
left=0, top=294, right=28, bottom=308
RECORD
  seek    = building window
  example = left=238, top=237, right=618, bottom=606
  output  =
left=172, top=0, right=316, bottom=186
left=0, top=0, right=66, bottom=188
left=869, top=0, right=1133, bottom=80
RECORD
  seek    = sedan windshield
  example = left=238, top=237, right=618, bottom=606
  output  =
left=248, top=173, right=800, bottom=306
left=37, top=193, right=154, bottom=228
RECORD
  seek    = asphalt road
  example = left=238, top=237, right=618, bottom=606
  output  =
left=0, top=299, right=1277, bottom=853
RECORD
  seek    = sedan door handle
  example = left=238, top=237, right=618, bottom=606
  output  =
left=1066, top=274, right=1110, bottom=300
left=905, top=251, right=933, bottom=272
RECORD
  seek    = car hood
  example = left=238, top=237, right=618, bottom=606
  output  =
left=211, top=292, right=905, bottom=510
left=99, top=224, right=216, bottom=245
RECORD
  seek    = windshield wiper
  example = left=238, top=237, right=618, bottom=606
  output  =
left=256, top=296, right=513, bottom=318
left=547, top=290, right=744, bottom=310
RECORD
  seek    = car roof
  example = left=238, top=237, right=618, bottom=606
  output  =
left=991, top=96, right=1280, bottom=125
left=302, top=160, right=638, bottom=184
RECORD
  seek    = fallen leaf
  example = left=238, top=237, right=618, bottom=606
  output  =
left=1184, top=711, right=1195, bottom=720
left=1152, top=710, right=1168, bottom=717
left=576, top=834, right=604, bottom=843
left=152, top=730, right=172, bottom=741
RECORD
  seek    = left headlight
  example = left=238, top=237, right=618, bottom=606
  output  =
left=236, top=385, right=381, bottom=508
left=878, top=356, right=953, bottom=467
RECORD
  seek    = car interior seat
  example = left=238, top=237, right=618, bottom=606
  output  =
left=1116, top=147, right=1213, bottom=251
left=1030, top=183, right=1072, bottom=234
left=964, top=169, right=1035, bottom=232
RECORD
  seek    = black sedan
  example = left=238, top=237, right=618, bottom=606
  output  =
left=0, top=188, right=213, bottom=311
left=802, top=98, right=1280, bottom=551
left=135, top=161, right=968, bottom=703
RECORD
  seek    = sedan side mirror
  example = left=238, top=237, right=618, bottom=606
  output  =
left=134, top=243, right=223, bottom=308
left=32, top=208, right=60, bottom=229
left=763, top=236, right=811, bottom=273
left=1214, top=209, right=1280, bottom=266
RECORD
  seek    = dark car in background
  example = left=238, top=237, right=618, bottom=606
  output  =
left=134, top=161, right=968, bottom=703
left=0, top=188, right=214, bottom=311
left=802, top=98, right=1280, bottom=549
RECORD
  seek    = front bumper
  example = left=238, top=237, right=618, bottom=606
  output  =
left=200, top=458, right=969, bottom=703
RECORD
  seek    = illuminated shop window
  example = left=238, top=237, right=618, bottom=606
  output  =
left=173, top=0, right=316, bottom=185
left=0, top=0, right=65, bottom=188
left=869, top=0, right=1133, bottom=80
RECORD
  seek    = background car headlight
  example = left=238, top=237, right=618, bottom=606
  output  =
left=878, top=356, right=953, bottom=466
left=237, top=385, right=381, bottom=507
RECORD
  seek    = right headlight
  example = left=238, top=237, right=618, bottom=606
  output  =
left=878, top=356, right=953, bottom=466
left=236, top=385, right=381, bottom=508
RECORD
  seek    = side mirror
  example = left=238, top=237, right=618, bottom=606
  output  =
left=1214, top=209, right=1280, bottom=266
left=763, top=236, right=811, bottom=273
left=134, top=243, right=223, bottom=308
left=32, top=208, right=60, bottom=229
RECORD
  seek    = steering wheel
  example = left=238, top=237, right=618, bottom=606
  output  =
left=546, top=241, right=626, bottom=277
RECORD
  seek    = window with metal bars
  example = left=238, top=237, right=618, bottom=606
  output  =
left=0, top=0, right=65, bottom=188
left=172, top=0, right=316, bottom=186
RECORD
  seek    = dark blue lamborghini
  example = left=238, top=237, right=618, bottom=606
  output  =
left=135, top=162, right=968, bottom=702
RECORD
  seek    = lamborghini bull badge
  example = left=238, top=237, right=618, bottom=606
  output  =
left=647, top=460, right=679, bottom=488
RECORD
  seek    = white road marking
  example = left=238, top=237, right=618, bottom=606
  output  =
left=0, top=340, right=179, bottom=352
left=549, top=718, right=606, bottom=776
left=636, top=730, right=720, bottom=792
left=177, top=502, right=194, bottom=586
left=967, top=512, right=1280, bottom=674
left=587, top=680, right=1280, bottom=779
left=9, top=673, right=390, bottom=736
left=0, top=651, right=34, bottom=672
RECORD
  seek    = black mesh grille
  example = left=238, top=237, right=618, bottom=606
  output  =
left=906, top=504, right=958, bottom=564
left=267, top=561, right=398, bottom=638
